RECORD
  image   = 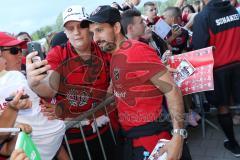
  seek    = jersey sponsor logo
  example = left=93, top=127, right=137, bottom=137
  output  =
left=66, top=89, right=90, bottom=107
left=111, top=53, right=167, bottom=106
left=113, top=68, right=120, bottom=80
left=215, top=14, right=240, bottom=26
left=114, top=90, right=126, bottom=98
left=49, top=54, right=109, bottom=118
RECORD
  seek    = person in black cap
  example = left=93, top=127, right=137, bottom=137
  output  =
left=26, top=5, right=119, bottom=160
left=86, top=5, right=191, bottom=160
left=49, top=31, right=68, bottom=48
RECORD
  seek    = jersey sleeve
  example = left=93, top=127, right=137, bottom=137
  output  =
left=46, top=47, right=63, bottom=70
left=192, top=13, right=210, bottom=50
left=132, top=43, right=166, bottom=83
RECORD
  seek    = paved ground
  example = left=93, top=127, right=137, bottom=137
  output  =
left=188, top=113, right=240, bottom=160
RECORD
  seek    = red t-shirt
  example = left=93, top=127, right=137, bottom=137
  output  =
left=145, top=16, right=161, bottom=26
left=111, top=40, right=166, bottom=129
left=46, top=41, right=120, bottom=144
left=47, top=41, right=111, bottom=118
left=182, top=13, right=189, bottom=26
left=111, top=40, right=171, bottom=151
left=166, top=28, right=189, bottom=55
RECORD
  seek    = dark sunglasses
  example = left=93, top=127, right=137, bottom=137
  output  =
left=1, top=47, right=22, bottom=55
left=149, top=8, right=157, bottom=12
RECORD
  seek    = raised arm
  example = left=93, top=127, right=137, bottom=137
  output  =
left=26, top=52, right=59, bottom=98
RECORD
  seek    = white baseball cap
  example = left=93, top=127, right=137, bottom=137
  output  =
left=62, top=5, right=87, bottom=26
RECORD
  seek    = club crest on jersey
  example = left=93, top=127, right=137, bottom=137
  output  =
left=113, top=68, right=120, bottom=80
left=66, top=89, right=89, bottom=107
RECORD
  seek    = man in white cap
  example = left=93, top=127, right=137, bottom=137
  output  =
left=26, top=5, right=118, bottom=160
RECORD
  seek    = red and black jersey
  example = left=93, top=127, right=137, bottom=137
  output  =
left=46, top=41, right=120, bottom=145
left=166, top=28, right=189, bottom=55
left=110, top=40, right=171, bottom=152
left=192, top=0, right=240, bottom=68
left=111, top=40, right=166, bottom=130
left=145, top=16, right=161, bottom=27
left=47, top=41, right=111, bottom=118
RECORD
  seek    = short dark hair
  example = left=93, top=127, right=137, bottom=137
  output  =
left=164, top=7, right=182, bottom=19
left=120, top=9, right=141, bottom=35
left=193, top=0, right=201, bottom=12
left=193, top=0, right=201, bottom=6
left=143, top=1, right=156, bottom=8
left=182, top=4, right=196, bottom=13
left=16, top=32, right=32, bottom=41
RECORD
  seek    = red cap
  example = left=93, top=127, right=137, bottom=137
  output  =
left=0, top=32, right=26, bottom=48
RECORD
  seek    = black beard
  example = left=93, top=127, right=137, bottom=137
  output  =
left=101, top=42, right=116, bottom=52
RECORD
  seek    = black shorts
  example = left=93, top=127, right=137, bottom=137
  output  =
left=205, top=62, right=240, bottom=107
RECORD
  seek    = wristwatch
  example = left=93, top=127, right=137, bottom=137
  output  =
left=171, top=129, right=188, bottom=139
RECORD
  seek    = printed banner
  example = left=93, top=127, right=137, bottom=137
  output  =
left=15, top=132, right=41, bottom=160
left=168, top=47, right=214, bottom=95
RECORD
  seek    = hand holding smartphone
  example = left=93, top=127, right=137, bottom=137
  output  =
left=27, top=42, right=47, bottom=74
left=172, top=24, right=181, bottom=31
left=171, top=24, right=182, bottom=37
left=27, top=42, right=45, bottom=62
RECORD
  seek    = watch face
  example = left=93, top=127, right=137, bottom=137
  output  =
left=180, top=129, right=188, bottom=138
left=172, top=129, right=188, bottom=139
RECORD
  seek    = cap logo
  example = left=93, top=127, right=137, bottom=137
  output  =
left=68, top=8, right=72, bottom=12
left=91, top=6, right=101, bottom=16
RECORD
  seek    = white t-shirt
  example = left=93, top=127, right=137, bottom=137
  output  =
left=0, top=70, right=65, bottom=159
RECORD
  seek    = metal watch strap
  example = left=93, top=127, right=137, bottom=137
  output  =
left=171, top=129, right=188, bottom=139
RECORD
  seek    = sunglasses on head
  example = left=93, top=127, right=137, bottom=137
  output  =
left=1, top=47, right=22, bottom=55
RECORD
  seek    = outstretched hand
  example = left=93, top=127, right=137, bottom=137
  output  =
left=16, top=123, right=32, bottom=134
left=159, top=135, right=184, bottom=160
left=26, top=52, right=50, bottom=88
left=8, top=90, right=32, bottom=111
left=40, top=99, right=58, bottom=120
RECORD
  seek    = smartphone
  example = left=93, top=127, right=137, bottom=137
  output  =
left=172, top=24, right=181, bottom=31
left=27, top=42, right=47, bottom=74
left=5, top=94, right=29, bottom=102
left=27, top=42, right=45, bottom=62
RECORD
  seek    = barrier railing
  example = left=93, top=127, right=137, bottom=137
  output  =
left=64, top=96, right=116, bottom=160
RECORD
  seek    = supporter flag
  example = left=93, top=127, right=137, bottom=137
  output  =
left=168, top=47, right=214, bottom=95
left=15, top=132, right=41, bottom=160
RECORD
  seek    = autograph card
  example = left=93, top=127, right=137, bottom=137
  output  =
left=148, top=139, right=169, bottom=160
left=173, top=59, right=195, bottom=86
